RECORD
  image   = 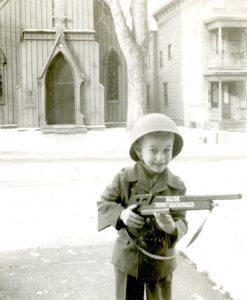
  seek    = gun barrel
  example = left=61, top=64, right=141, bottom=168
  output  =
left=132, top=193, right=242, bottom=216
left=154, top=194, right=242, bottom=202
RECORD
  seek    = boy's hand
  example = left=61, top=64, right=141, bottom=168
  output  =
left=154, top=212, right=177, bottom=235
left=120, top=204, right=145, bottom=229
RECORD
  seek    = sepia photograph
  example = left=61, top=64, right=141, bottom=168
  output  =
left=0, top=0, right=246, bottom=299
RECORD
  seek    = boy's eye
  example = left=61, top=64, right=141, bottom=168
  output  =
left=164, top=148, right=172, bottom=153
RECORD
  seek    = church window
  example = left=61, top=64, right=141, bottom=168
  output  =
left=107, top=51, right=119, bottom=102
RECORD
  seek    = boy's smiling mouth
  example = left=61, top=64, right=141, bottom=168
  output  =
left=152, top=162, right=167, bottom=170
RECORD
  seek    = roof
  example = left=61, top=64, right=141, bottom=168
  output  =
left=152, top=0, right=192, bottom=21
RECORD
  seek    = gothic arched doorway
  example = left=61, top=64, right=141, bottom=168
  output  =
left=46, top=53, right=75, bottom=125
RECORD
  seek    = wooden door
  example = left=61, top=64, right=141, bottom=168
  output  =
left=46, top=54, right=75, bottom=125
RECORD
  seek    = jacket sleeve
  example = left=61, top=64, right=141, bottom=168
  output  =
left=97, top=172, right=125, bottom=231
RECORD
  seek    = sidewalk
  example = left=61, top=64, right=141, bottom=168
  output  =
left=0, top=243, right=232, bottom=300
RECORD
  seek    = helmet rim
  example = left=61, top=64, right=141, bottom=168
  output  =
left=129, top=113, right=183, bottom=161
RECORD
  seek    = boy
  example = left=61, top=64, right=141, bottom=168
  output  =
left=98, top=113, right=188, bottom=300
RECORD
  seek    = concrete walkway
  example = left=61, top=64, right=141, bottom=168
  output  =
left=0, top=243, right=232, bottom=300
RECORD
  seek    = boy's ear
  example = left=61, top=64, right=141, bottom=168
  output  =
left=134, top=143, right=142, bottom=160
left=135, top=148, right=142, bottom=160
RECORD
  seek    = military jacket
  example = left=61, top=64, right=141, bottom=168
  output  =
left=98, top=162, right=188, bottom=280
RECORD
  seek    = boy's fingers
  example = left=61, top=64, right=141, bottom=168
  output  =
left=130, top=211, right=144, bottom=220
left=155, top=212, right=172, bottom=221
left=126, top=215, right=145, bottom=227
left=128, top=205, right=144, bottom=222
left=128, top=221, right=144, bottom=229
left=155, top=212, right=169, bottom=218
left=130, top=215, right=145, bottom=225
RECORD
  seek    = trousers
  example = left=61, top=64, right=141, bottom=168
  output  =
left=115, top=268, right=172, bottom=300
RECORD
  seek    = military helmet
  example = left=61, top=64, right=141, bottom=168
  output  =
left=129, top=113, right=183, bottom=161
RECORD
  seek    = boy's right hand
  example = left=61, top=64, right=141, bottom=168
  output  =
left=120, top=204, right=145, bottom=229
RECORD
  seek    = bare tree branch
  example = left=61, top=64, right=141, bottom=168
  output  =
left=107, top=0, right=136, bottom=58
left=96, top=1, right=112, bottom=35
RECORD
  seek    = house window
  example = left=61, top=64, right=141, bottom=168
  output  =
left=159, top=51, right=163, bottom=68
left=163, top=83, right=168, bottom=106
left=210, top=82, right=219, bottom=108
left=146, top=85, right=151, bottom=107
left=168, top=44, right=172, bottom=59
left=107, top=51, right=119, bottom=101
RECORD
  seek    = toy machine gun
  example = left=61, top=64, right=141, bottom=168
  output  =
left=127, top=193, right=242, bottom=258
left=129, top=193, right=242, bottom=216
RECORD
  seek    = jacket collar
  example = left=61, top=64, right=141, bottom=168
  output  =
left=123, top=162, right=183, bottom=192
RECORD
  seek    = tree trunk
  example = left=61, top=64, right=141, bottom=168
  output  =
left=127, top=49, right=147, bottom=129
left=108, top=0, right=149, bottom=129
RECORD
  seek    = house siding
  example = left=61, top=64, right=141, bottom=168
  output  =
left=156, top=7, right=184, bottom=125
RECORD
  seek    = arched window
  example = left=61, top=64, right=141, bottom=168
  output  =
left=106, top=49, right=120, bottom=102
left=0, top=49, right=6, bottom=105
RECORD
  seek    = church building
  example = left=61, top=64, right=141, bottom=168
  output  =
left=0, top=0, right=127, bottom=132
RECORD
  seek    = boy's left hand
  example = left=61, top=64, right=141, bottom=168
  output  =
left=154, top=212, right=177, bottom=235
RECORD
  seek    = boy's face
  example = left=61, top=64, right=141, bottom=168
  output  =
left=136, top=132, right=174, bottom=175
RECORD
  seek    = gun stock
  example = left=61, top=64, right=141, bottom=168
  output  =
left=129, top=193, right=242, bottom=216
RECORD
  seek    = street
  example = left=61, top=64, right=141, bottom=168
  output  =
left=0, top=155, right=245, bottom=251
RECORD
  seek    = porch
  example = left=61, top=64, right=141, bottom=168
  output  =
left=205, top=17, right=247, bottom=69
left=207, top=119, right=247, bottom=131
left=207, top=79, right=247, bottom=131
